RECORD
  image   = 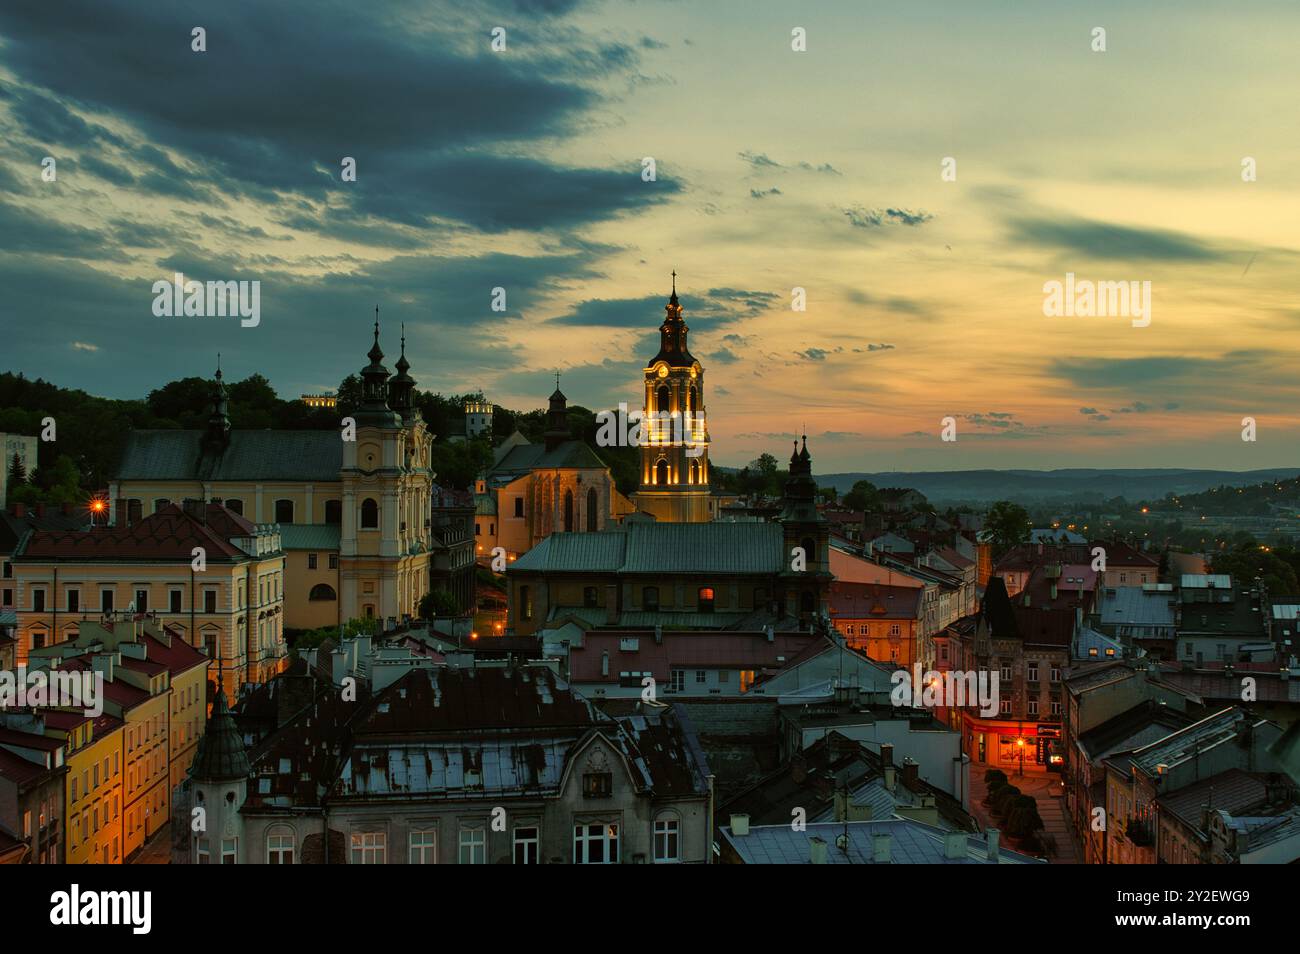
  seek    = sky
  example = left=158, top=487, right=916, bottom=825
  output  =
left=1, top=0, right=1298, bottom=473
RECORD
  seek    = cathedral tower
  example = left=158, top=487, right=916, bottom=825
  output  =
left=632, top=275, right=711, bottom=523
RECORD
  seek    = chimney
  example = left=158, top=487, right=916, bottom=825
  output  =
left=653, top=624, right=663, bottom=645
left=879, top=742, right=894, bottom=767
left=809, top=836, right=827, bottom=864
left=902, top=758, right=919, bottom=786
left=943, top=830, right=967, bottom=859
left=764, top=623, right=774, bottom=643
left=604, top=584, right=618, bottom=625
left=91, top=653, right=115, bottom=683
left=1050, top=582, right=1058, bottom=600
left=600, top=651, right=609, bottom=677
left=872, top=831, right=892, bottom=863
left=985, top=828, right=1000, bottom=861
left=884, top=765, right=897, bottom=792
left=730, top=814, right=750, bottom=837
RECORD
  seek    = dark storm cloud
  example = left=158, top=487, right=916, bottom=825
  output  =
left=0, top=0, right=657, bottom=234
left=0, top=201, right=131, bottom=262
left=1050, top=353, right=1265, bottom=389
left=1007, top=215, right=1223, bottom=262
left=548, top=288, right=779, bottom=328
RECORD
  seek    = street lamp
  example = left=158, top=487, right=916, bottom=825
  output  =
left=1016, top=736, right=1026, bottom=777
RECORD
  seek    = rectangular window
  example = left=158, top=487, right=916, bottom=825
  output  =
left=1027, top=663, right=1039, bottom=682
left=643, top=586, right=659, bottom=611
left=583, top=772, right=612, bottom=798
left=195, top=837, right=210, bottom=864
left=583, top=586, right=598, bottom=608
left=170, top=590, right=182, bottom=613
left=221, top=838, right=238, bottom=864
left=33, top=589, right=45, bottom=612
left=574, top=823, right=619, bottom=864
left=267, top=834, right=294, bottom=864
left=204, top=589, right=217, bottom=614
left=654, top=819, right=680, bottom=862
left=134, top=589, right=148, bottom=613
left=1000, top=665, right=1012, bottom=681
left=514, top=498, right=524, bottom=518
left=697, top=586, right=715, bottom=613
left=350, top=831, right=386, bottom=864
left=513, top=827, right=539, bottom=864
left=308, top=553, right=318, bottom=570
left=458, top=827, right=485, bottom=864
left=67, top=589, right=79, bottom=612
left=1050, top=666, right=1061, bottom=682
left=669, top=670, right=685, bottom=693
left=695, top=670, right=706, bottom=684
left=520, top=585, right=532, bottom=621
left=328, top=553, right=339, bottom=569
left=1028, top=699, right=1039, bottom=716
left=409, top=830, right=437, bottom=864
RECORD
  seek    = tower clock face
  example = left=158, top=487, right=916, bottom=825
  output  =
left=656, top=365, right=669, bottom=378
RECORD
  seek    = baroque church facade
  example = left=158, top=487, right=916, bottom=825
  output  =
left=111, top=317, right=434, bottom=630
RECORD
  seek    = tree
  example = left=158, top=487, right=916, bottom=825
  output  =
left=843, top=479, right=879, bottom=512
left=986, top=500, right=1031, bottom=553
left=7, top=452, right=26, bottom=485
left=418, top=588, right=460, bottom=619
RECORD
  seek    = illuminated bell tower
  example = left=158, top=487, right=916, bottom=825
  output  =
left=633, top=274, right=711, bottom=523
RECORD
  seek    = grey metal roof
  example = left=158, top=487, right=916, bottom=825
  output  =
left=1097, top=586, right=1176, bottom=628
left=620, top=521, right=785, bottom=574
left=278, top=524, right=342, bottom=550
left=490, top=439, right=607, bottom=476
left=512, top=521, right=787, bottom=577
left=117, top=429, right=342, bottom=482
left=189, top=693, right=252, bottom=782
left=720, top=819, right=1040, bottom=864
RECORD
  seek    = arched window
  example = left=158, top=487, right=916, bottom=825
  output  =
left=697, top=587, right=715, bottom=613
left=689, top=459, right=699, bottom=484
left=564, top=489, right=574, bottom=532
left=360, top=498, right=379, bottom=529
left=655, top=458, right=669, bottom=486
left=153, top=498, right=170, bottom=512
left=686, top=386, right=696, bottom=414
left=324, top=500, right=341, bottom=524
left=225, top=498, right=244, bottom=515
left=586, top=487, right=598, bottom=532
left=308, top=584, right=337, bottom=602
left=274, top=499, right=294, bottom=524
left=656, top=384, right=671, bottom=414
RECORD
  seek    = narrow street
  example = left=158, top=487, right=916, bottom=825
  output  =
left=967, top=770, right=1081, bottom=864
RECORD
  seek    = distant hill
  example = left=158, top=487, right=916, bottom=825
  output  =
left=816, top=468, right=1300, bottom=505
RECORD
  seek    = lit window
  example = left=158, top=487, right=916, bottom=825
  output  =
left=350, top=831, right=386, bottom=864
left=574, top=823, right=619, bottom=864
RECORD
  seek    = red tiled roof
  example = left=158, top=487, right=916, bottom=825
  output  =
left=829, top=582, right=923, bottom=620
left=0, top=727, right=63, bottom=752
left=58, top=657, right=151, bottom=708
left=830, top=548, right=924, bottom=587
left=16, top=503, right=251, bottom=563
left=1154, top=769, right=1267, bottom=830
left=148, top=628, right=211, bottom=677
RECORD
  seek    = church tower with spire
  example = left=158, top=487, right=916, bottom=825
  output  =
left=339, top=309, right=435, bottom=623
left=631, top=275, right=712, bottom=523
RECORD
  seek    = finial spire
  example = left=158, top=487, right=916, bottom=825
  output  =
left=672, top=269, right=676, bottom=294
left=555, top=370, right=561, bottom=389
left=374, top=305, right=380, bottom=340
left=216, top=352, right=221, bottom=378
left=401, top=322, right=406, bottom=355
